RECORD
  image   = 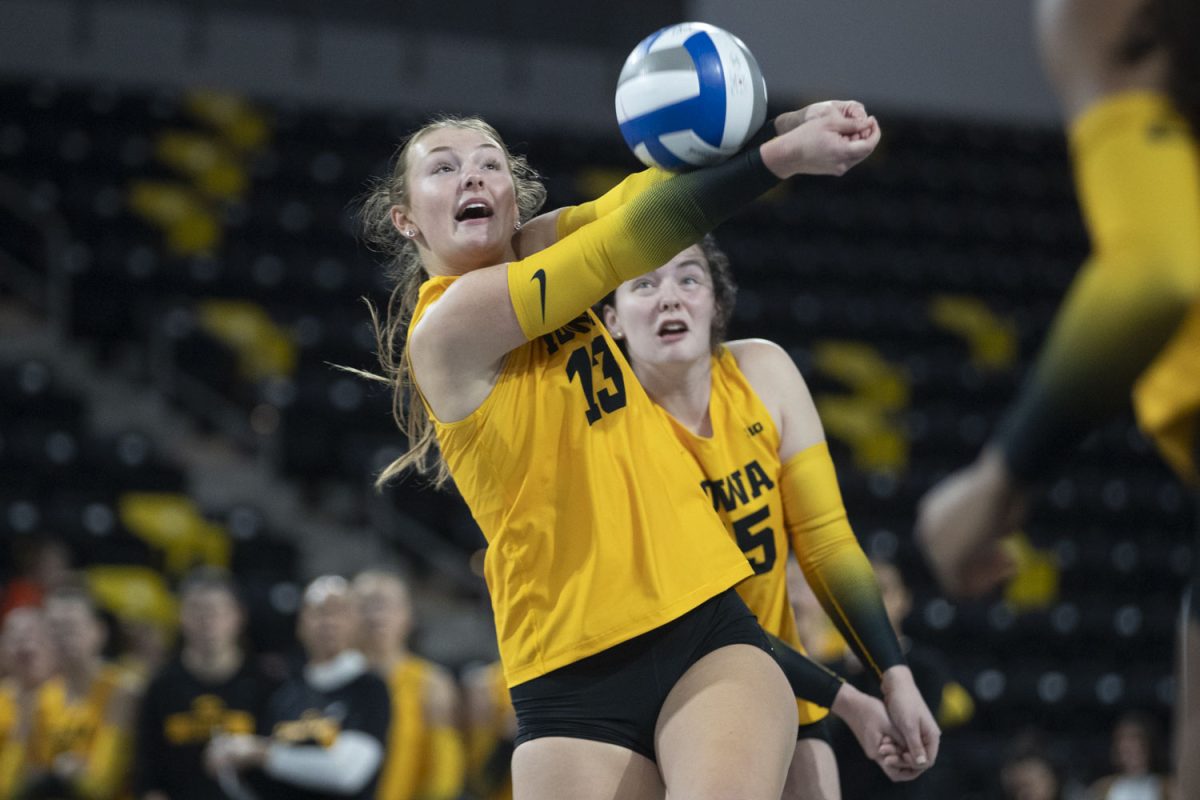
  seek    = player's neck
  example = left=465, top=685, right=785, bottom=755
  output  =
left=182, top=645, right=242, bottom=683
left=636, top=356, right=714, bottom=435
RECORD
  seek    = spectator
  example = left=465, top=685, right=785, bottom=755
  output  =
left=205, top=575, right=390, bottom=800
left=135, top=568, right=268, bottom=800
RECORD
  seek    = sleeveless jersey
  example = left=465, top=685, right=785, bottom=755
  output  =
left=660, top=348, right=835, bottom=724
left=412, top=276, right=752, bottom=687
left=659, top=347, right=799, bottom=648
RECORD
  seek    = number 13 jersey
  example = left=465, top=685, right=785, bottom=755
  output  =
left=411, top=276, right=752, bottom=688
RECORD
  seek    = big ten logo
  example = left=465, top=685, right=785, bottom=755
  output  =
left=746, top=421, right=765, bottom=437
left=165, top=695, right=256, bottom=745
left=810, top=341, right=910, bottom=474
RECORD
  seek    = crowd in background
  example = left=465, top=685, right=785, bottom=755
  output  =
left=0, top=535, right=1174, bottom=800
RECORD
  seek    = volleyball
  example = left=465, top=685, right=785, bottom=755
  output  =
left=615, top=22, right=768, bottom=171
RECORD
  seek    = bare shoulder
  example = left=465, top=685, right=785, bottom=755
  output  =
left=725, top=338, right=804, bottom=394
left=512, top=208, right=565, bottom=259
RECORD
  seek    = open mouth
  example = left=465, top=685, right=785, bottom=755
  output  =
left=455, top=201, right=494, bottom=222
left=657, top=320, right=689, bottom=339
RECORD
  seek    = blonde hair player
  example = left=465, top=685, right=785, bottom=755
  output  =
left=600, top=231, right=940, bottom=798
left=358, top=102, right=881, bottom=799
left=916, top=1, right=1200, bottom=797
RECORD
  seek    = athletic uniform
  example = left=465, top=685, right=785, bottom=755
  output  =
left=410, top=150, right=781, bottom=759
left=377, top=657, right=465, bottom=800
left=133, top=657, right=266, bottom=800
left=662, top=348, right=904, bottom=729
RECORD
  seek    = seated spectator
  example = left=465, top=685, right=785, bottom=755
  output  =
left=135, top=567, right=269, bottom=800
left=354, top=570, right=464, bottom=800
left=205, top=575, right=390, bottom=800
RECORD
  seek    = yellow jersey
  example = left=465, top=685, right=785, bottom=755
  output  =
left=660, top=348, right=831, bottom=725
left=413, top=277, right=752, bottom=687
left=660, top=347, right=797, bottom=646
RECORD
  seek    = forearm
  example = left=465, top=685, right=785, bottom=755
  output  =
left=264, top=732, right=382, bottom=795
left=783, top=443, right=904, bottom=679
left=507, top=147, right=779, bottom=339
left=995, top=256, right=1195, bottom=482
left=765, top=632, right=844, bottom=708
left=554, top=168, right=673, bottom=239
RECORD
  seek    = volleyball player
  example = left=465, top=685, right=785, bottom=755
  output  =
left=915, top=1, right=1199, bottom=795
left=134, top=568, right=266, bottom=800
left=599, top=236, right=940, bottom=798
left=357, top=104, right=880, bottom=798
left=354, top=570, right=465, bottom=800
left=21, top=586, right=137, bottom=799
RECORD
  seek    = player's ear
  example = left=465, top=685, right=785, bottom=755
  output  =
left=602, top=302, right=622, bottom=338
left=391, top=206, right=418, bottom=240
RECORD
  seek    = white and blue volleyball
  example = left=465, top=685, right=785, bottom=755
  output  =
left=616, top=22, right=768, bottom=171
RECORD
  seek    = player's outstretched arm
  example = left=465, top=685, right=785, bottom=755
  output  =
left=411, top=110, right=880, bottom=422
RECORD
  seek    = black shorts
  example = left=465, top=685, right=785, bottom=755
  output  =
left=510, top=588, right=771, bottom=762
left=796, top=718, right=831, bottom=744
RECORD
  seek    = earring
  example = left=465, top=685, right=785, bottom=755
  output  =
left=514, top=220, right=523, bottom=232
left=404, top=229, right=415, bottom=238
left=612, top=330, right=623, bottom=339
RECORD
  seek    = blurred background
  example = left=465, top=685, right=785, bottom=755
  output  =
left=0, top=1, right=1186, bottom=798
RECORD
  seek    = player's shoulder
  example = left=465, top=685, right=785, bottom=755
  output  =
left=724, top=338, right=803, bottom=395
left=724, top=338, right=795, bottom=371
